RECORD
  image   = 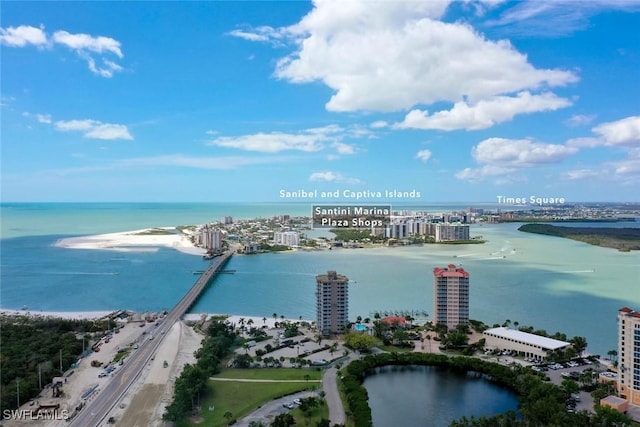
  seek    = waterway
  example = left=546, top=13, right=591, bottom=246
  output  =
left=1, top=203, right=639, bottom=356
left=364, top=365, right=519, bottom=426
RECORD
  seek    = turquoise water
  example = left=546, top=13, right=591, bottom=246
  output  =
left=1, top=203, right=639, bottom=356
left=354, top=324, right=368, bottom=332
left=364, top=365, right=519, bottom=426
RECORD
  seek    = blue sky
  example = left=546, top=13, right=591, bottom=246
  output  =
left=1, top=0, right=639, bottom=203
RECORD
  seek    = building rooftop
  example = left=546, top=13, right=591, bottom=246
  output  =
left=380, top=316, right=407, bottom=325
left=433, top=264, right=469, bottom=278
left=483, top=327, right=570, bottom=350
left=619, top=306, right=640, bottom=318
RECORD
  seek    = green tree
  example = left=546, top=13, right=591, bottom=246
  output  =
left=342, top=331, right=380, bottom=352
left=224, top=410, right=233, bottom=426
left=270, top=413, right=295, bottom=427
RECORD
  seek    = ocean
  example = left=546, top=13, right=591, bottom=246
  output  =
left=1, top=202, right=639, bottom=356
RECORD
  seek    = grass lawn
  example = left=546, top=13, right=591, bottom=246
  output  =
left=290, top=400, right=330, bottom=426
left=213, top=367, right=322, bottom=381
left=378, top=345, right=414, bottom=353
left=181, top=368, right=323, bottom=426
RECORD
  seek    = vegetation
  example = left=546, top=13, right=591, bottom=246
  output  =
left=342, top=332, right=380, bottom=352
left=518, top=223, right=640, bottom=251
left=0, top=315, right=115, bottom=413
left=329, top=229, right=385, bottom=243
left=164, top=320, right=237, bottom=422
left=259, top=243, right=292, bottom=252
left=133, top=227, right=175, bottom=235
left=339, top=352, right=633, bottom=427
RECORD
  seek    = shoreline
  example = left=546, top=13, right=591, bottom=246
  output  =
left=53, top=226, right=207, bottom=256
left=0, top=309, right=311, bottom=328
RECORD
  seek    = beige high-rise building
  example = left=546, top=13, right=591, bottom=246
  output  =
left=433, top=264, right=469, bottom=330
left=316, top=271, right=349, bottom=336
left=618, top=307, right=640, bottom=407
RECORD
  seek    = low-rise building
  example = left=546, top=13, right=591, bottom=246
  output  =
left=483, top=327, right=571, bottom=360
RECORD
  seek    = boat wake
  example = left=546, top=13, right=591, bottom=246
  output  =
left=560, top=270, right=596, bottom=274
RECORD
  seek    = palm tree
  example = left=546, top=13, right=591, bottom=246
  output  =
left=273, top=313, right=277, bottom=321
left=247, top=318, right=254, bottom=328
left=262, top=316, right=267, bottom=325
left=224, top=411, right=233, bottom=426
left=426, top=335, right=432, bottom=353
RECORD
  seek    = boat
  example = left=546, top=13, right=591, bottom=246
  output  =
left=21, top=305, right=28, bottom=310
left=192, top=270, right=205, bottom=275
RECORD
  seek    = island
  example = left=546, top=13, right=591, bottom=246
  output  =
left=517, top=223, right=640, bottom=251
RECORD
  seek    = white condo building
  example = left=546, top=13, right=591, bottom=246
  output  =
left=434, top=223, right=470, bottom=242
left=196, top=225, right=223, bottom=250
left=274, top=231, right=300, bottom=247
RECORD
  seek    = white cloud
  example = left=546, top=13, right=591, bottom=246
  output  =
left=119, top=154, right=281, bottom=170
left=54, top=119, right=133, bottom=140
left=36, top=114, right=52, bottom=124
left=309, top=171, right=362, bottom=184
left=0, top=25, right=47, bottom=47
left=207, top=125, right=368, bottom=153
left=333, top=142, right=356, bottom=155
left=592, top=116, right=640, bottom=147
left=395, top=91, right=571, bottom=131
left=565, top=114, right=596, bottom=127
left=485, top=1, right=640, bottom=37
left=209, top=131, right=327, bottom=153
left=455, top=165, right=517, bottom=182
left=563, top=169, right=600, bottom=180
left=227, top=29, right=269, bottom=42
left=370, top=120, right=388, bottom=129
left=267, top=0, right=576, bottom=120
left=0, top=24, right=124, bottom=77
left=456, top=137, right=577, bottom=182
left=472, top=138, right=578, bottom=166
left=52, top=30, right=122, bottom=58
left=416, top=149, right=432, bottom=162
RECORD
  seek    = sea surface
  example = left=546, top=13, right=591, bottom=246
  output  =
left=1, top=203, right=639, bottom=356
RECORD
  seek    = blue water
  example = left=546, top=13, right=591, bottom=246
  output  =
left=1, top=203, right=639, bottom=356
left=364, top=365, right=519, bottom=426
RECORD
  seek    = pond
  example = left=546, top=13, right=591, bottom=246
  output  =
left=363, top=365, right=519, bottom=426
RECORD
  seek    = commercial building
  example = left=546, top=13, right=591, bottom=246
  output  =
left=434, top=223, right=470, bottom=242
left=618, top=307, right=640, bottom=407
left=483, top=327, right=571, bottom=360
left=316, top=271, right=349, bottom=336
left=433, top=264, right=469, bottom=330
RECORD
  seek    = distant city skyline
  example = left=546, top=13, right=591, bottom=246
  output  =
left=1, top=1, right=639, bottom=202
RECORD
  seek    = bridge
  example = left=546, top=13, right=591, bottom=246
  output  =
left=68, top=251, right=233, bottom=427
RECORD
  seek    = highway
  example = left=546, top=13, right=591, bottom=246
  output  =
left=68, top=251, right=233, bottom=427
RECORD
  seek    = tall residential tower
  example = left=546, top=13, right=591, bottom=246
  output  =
left=433, top=264, right=469, bottom=330
left=316, top=271, right=349, bottom=336
left=618, top=307, right=640, bottom=407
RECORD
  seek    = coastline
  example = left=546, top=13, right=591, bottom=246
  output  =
left=0, top=309, right=309, bottom=328
left=53, top=226, right=207, bottom=256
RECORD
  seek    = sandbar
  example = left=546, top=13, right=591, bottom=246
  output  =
left=54, top=227, right=206, bottom=256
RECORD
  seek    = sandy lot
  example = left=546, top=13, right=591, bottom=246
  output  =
left=107, top=321, right=203, bottom=427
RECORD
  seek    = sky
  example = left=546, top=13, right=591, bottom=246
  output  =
left=1, top=0, right=639, bottom=203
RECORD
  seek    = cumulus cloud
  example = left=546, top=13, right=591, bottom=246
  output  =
left=592, top=116, right=640, bottom=147
left=309, top=171, right=362, bottom=184
left=370, top=120, right=388, bottom=129
left=248, top=0, right=577, bottom=127
left=0, top=25, right=47, bottom=47
left=395, top=92, right=571, bottom=131
left=0, top=25, right=124, bottom=77
left=456, top=137, right=577, bottom=182
left=227, top=29, right=270, bottom=42
left=54, top=119, right=133, bottom=140
left=416, top=149, right=432, bottom=162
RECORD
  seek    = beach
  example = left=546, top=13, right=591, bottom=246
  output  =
left=54, top=227, right=206, bottom=256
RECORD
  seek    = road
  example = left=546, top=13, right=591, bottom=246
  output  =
left=68, top=252, right=232, bottom=427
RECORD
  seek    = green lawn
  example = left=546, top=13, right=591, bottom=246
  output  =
left=181, top=368, right=323, bottom=426
left=378, top=345, right=414, bottom=353
left=213, top=367, right=322, bottom=381
left=290, top=401, right=330, bottom=426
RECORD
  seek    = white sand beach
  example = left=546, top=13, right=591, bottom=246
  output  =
left=54, top=227, right=206, bottom=256
left=0, top=309, right=114, bottom=320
